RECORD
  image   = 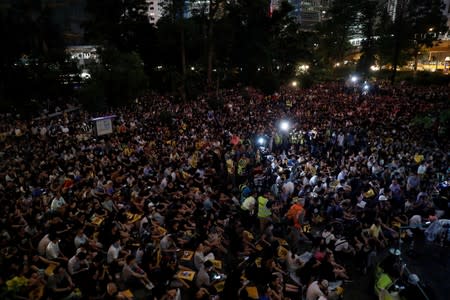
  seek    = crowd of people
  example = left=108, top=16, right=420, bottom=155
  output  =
left=0, top=81, right=448, bottom=300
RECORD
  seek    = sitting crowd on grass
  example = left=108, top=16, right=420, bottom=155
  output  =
left=0, top=81, right=448, bottom=299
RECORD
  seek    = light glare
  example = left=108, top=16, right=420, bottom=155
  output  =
left=280, top=121, right=289, bottom=131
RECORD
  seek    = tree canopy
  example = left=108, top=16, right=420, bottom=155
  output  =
left=1, top=0, right=449, bottom=112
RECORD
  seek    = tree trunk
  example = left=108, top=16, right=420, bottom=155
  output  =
left=206, top=0, right=217, bottom=90
left=391, top=0, right=406, bottom=84
left=180, top=22, right=187, bottom=102
left=413, top=49, right=419, bottom=72
left=207, top=24, right=214, bottom=89
left=391, top=37, right=400, bottom=83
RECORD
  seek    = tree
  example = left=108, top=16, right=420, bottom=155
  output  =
left=378, top=0, right=448, bottom=82
left=355, top=0, right=379, bottom=75
left=270, top=1, right=313, bottom=72
left=80, top=48, right=148, bottom=110
left=189, top=0, right=227, bottom=88
left=84, top=0, right=150, bottom=51
left=159, top=0, right=189, bottom=100
left=314, top=0, right=356, bottom=67
left=407, top=0, right=448, bottom=72
left=0, top=1, right=73, bottom=115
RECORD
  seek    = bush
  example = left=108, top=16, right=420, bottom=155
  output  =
left=299, top=74, right=315, bottom=89
left=207, top=97, right=224, bottom=111
left=375, top=70, right=450, bottom=85
left=411, top=115, right=435, bottom=129
left=253, top=72, right=281, bottom=94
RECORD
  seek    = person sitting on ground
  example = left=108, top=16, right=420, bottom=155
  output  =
left=306, top=279, right=328, bottom=300
left=122, top=254, right=154, bottom=291
left=193, top=242, right=215, bottom=271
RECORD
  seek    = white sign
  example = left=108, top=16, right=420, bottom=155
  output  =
left=96, top=119, right=113, bottom=136
left=92, top=115, right=116, bottom=136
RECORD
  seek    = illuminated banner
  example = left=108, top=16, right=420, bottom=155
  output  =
left=66, top=45, right=100, bottom=66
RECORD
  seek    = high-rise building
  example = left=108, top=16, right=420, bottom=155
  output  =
left=386, top=0, right=398, bottom=21
left=444, top=0, right=450, bottom=27
left=442, top=0, right=450, bottom=40
left=146, top=0, right=163, bottom=24
left=386, top=0, right=450, bottom=40
left=147, top=0, right=211, bottom=24
left=300, top=0, right=331, bottom=28
left=184, top=0, right=210, bottom=18
left=270, top=0, right=332, bottom=29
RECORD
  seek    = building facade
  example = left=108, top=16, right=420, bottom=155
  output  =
left=270, top=0, right=332, bottom=29
left=444, top=0, right=450, bottom=32
left=146, top=0, right=163, bottom=24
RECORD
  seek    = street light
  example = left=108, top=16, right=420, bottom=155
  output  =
left=280, top=120, right=290, bottom=132
left=351, top=75, right=358, bottom=83
left=291, top=81, right=298, bottom=87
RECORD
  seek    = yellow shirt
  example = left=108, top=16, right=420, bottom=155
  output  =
left=369, top=224, right=381, bottom=239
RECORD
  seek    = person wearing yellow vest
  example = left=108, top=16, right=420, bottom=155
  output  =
left=286, top=99, right=293, bottom=108
left=274, top=134, right=282, bottom=148
left=257, top=193, right=272, bottom=233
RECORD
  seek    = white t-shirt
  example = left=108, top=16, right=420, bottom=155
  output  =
left=417, top=164, right=427, bottom=175
left=38, top=234, right=50, bottom=256
left=309, top=175, right=319, bottom=187
left=286, top=251, right=301, bottom=274
left=241, top=196, right=256, bottom=211
left=283, top=181, right=295, bottom=195
left=306, top=281, right=325, bottom=300
left=322, top=231, right=336, bottom=245
left=46, top=241, right=60, bottom=259
left=107, top=244, right=121, bottom=264
left=50, top=197, right=66, bottom=211
left=40, top=127, right=47, bottom=136
left=337, top=170, right=346, bottom=181
left=74, top=234, right=88, bottom=249
left=195, top=266, right=211, bottom=288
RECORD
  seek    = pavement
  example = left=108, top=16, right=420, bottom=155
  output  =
left=341, top=235, right=450, bottom=300
left=401, top=238, right=450, bottom=300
